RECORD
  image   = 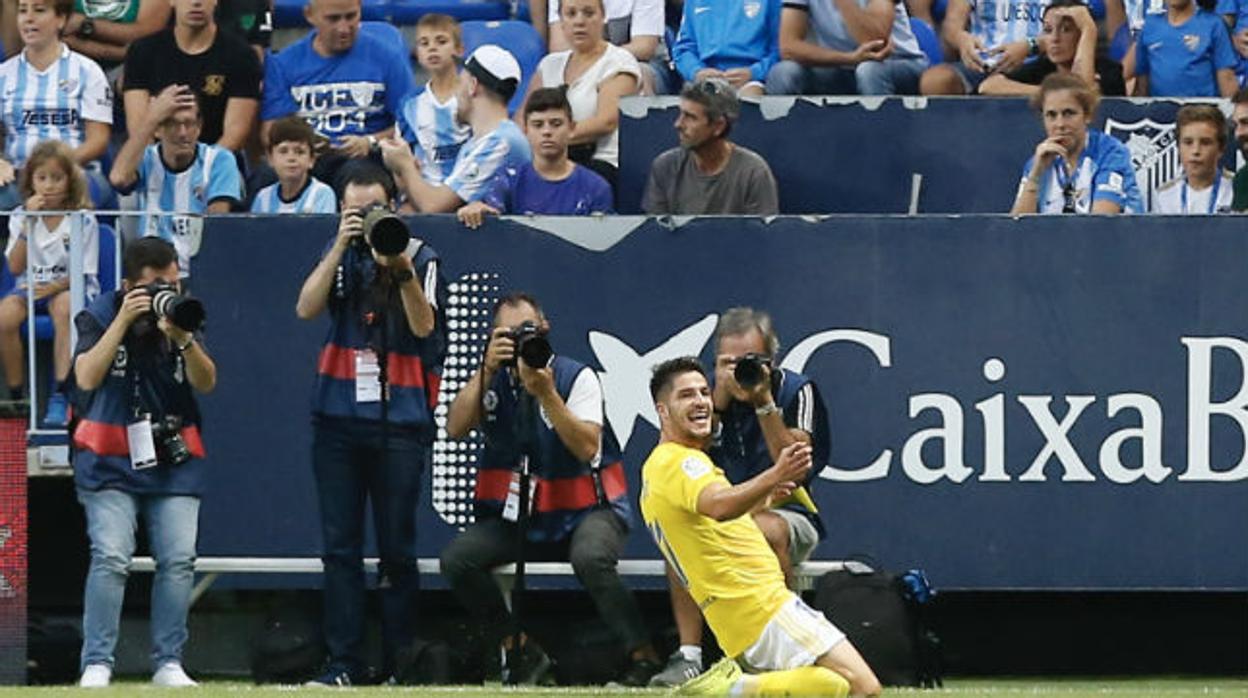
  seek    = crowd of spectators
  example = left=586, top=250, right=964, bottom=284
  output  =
left=0, top=0, right=1245, bottom=423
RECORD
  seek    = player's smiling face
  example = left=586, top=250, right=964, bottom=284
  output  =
left=660, top=370, right=714, bottom=444
left=17, top=0, right=64, bottom=49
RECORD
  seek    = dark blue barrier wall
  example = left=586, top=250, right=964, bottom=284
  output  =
left=618, top=97, right=1208, bottom=215
left=193, top=214, right=1248, bottom=591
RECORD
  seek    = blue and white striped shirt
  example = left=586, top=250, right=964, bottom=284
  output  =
left=967, top=0, right=1049, bottom=47
left=250, top=176, right=337, bottom=214
left=397, top=83, right=471, bottom=185
left=128, top=142, right=242, bottom=276
left=444, top=120, right=532, bottom=204
left=0, top=45, right=112, bottom=168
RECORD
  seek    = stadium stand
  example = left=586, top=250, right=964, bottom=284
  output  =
left=461, top=20, right=547, bottom=113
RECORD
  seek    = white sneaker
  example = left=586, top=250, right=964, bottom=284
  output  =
left=79, top=664, right=112, bottom=688
left=152, top=661, right=198, bottom=687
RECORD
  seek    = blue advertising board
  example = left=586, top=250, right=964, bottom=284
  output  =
left=191, top=214, right=1248, bottom=591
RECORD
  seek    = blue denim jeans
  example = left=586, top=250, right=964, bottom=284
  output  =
left=312, top=418, right=428, bottom=677
left=765, top=57, right=929, bottom=95
left=76, top=488, right=200, bottom=672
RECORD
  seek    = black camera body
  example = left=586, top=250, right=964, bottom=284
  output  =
left=355, top=204, right=411, bottom=257
left=145, top=281, right=206, bottom=333
left=506, top=320, right=553, bottom=369
left=151, top=414, right=192, bottom=466
left=734, top=352, right=778, bottom=391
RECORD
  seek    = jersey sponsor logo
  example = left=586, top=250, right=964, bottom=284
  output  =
left=1104, top=117, right=1176, bottom=211
left=432, top=142, right=465, bottom=163
left=681, top=456, right=711, bottom=480
left=1103, top=172, right=1124, bottom=195
left=21, top=108, right=78, bottom=126
left=981, top=0, right=1044, bottom=25
left=202, top=74, right=226, bottom=96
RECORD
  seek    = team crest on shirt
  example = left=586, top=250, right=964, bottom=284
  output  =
left=744, top=0, right=761, bottom=18
left=58, top=78, right=78, bottom=93
left=1182, top=34, right=1200, bottom=51
left=350, top=83, right=377, bottom=107
left=202, top=75, right=226, bottom=97
left=1104, top=117, right=1178, bottom=211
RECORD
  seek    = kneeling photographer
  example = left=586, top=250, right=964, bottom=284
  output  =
left=70, top=238, right=216, bottom=688
left=651, top=307, right=830, bottom=688
left=295, top=163, right=447, bottom=687
left=442, top=293, right=661, bottom=687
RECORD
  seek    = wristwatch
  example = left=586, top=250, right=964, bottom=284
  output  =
left=1027, top=37, right=1039, bottom=56
left=77, top=17, right=96, bottom=39
left=755, top=402, right=780, bottom=417
left=174, top=337, right=194, bottom=353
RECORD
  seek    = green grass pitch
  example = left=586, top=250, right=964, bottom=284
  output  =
left=0, top=678, right=1245, bottom=696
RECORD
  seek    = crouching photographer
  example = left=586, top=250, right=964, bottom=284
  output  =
left=441, top=293, right=661, bottom=687
left=69, top=238, right=216, bottom=689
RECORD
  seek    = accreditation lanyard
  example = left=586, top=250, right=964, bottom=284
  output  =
left=1181, top=176, right=1221, bottom=214
left=1053, top=155, right=1085, bottom=213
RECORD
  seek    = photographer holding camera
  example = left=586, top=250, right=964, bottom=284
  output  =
left=442, top=292, right=660, bottom=687
left=650, top=306, right=830, bottom=688
left=295, top=162, right=447, bottom=687
left=70, top=238, right=215, bottom=688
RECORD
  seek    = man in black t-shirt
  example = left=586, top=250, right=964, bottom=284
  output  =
left=123, top=0, right=262, bottom=151
left=217, top=0, right=273, bottom=58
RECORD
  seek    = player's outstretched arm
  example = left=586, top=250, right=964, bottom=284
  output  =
left=696, top=443, right=812, bottom=521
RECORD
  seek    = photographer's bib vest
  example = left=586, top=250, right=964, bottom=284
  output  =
left=711, top=368, right=826, bottom=538
left=70, top=291, right=207, bottom=496
left=474, top=356, right=631, bottom=542
left=311, top=241, right=446, bottom=438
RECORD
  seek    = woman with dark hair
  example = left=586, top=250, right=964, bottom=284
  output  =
left=1010, top=73, right=1142, bottom=215
left=981, top=0, right=1126, bottom=95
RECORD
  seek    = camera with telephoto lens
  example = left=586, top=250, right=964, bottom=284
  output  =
left=355, top=203, right=411, bottom=257
left=151, top=414, right=192, bottom=466
left=505, top=320, right=553, bottom=369
left=145, top=282, right=205, bottom=333
left=733, top=352, right=774, bottom=390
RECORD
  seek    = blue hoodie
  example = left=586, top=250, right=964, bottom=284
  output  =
left=673, top=0, right=782, bottom=82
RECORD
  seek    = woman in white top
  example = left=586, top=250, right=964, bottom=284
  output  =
left=0, top=0, right=113, bottom=209
left=0, top=140, right=99, bottom=426
left=1150, top=103, right=1234, bottom=214
left=526, top=0, right=642, bottom=192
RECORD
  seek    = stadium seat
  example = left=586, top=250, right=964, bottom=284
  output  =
left=931, top=0, right=946, bottom=23
left=460, top=20, right=546, bottom=113
left=1108, top=21, right=1131, bottom=62
left=275, top=0, right=390, bottom=28
left=1088, top=0, right=1105, bottom=20
left=391, top=0, right=510, bottom=25
left=513, top=0, right=530, bottom=22
left=911, top=17, right=943, bottom=66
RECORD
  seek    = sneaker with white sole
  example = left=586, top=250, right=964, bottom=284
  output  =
left=649, top=650, right=704, bottom=687
left=78, top=664, right=112, bottom=688
left=152, top=661, right=198, bottom=687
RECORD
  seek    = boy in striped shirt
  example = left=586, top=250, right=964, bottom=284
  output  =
left=109, top=85, right=242, bottom=279
left=396, top=14, right=471, bottom=185
left=251, top=116, right=337, bottom=214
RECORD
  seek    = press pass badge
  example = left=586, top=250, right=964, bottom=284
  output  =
left=355, top=349, right=381, bottom=403
left=127, top=415, right=159, bottom=470
left=501, top=470, right=537, bottom=522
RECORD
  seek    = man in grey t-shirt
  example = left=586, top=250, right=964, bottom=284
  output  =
left=642, top=79, right=780, bottom=215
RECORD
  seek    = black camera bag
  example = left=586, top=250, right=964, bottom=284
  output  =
left=812, top=562, right=942, bottom=688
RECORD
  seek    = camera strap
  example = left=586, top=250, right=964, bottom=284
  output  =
left=125, top=366, right=158, bottom=469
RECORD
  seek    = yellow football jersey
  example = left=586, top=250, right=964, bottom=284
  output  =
left=640, top=441, right=792, bottom=657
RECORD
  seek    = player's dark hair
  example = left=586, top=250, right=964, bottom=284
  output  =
left=124, top=238, right=178, bottom=283
left=650, top=357, right=706, bottom=402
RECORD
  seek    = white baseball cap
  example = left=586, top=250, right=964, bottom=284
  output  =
left=464, top=44, right=522, bottom=100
